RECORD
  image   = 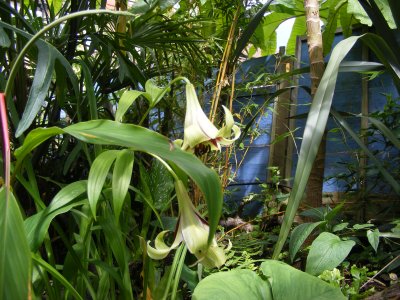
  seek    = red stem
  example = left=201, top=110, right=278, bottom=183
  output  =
left=0, top=93, right=10, bottom=189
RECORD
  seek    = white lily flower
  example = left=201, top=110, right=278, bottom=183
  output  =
left=181, top=83, right=240, bottom=152
left=147, top=180, right=226, bottom=269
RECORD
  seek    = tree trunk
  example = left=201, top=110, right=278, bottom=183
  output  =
left=304, top=0, right=326, bottom=210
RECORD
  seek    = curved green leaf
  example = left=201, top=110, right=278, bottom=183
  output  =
left=15, top=120, right=223, bottom=243
left=145, top=78, right=169, bottom=106
left=0, top=189, right=30, bottom=300
left=112, top=149, right=134, bottom=220
left=306, top=232, right=355, bottom=276
left=24, top=180, right=88, bottom=251
left=115, top=90, right=150, bottom=122
left=14, top=127, right=64, bottom=162
left=289, top=221, right=325, bottom=262
left=88, top=150, right=119, bottom=218
left=261, top=260, right=346, bottom=300
left=233, top=0, right=274, bottom=63
left=16, top=44, right=55, bottom=137
left=272, top=35, right=370, bottom=259
left=331, top=109, right=400, bottom=194
left=32, top=253, right=83, bottom=300
left=192, top=269, right=272, bottom=300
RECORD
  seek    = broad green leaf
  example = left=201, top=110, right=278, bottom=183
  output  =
left=24, top=180, right=88, bottom=250
left=353, top=223, right=374, bottom=230
left=16, top=120, right=223, bottom=243
left=286, top=16, right=306, bottom=55
left=233, top=0, right=275, bottom=63
left=289, top=221, right=325, bottom=262
left=333, top=222, right=349, bottom=232
left=367, top=229, right=380, bottom=253
left=261, top=260, right=346, bottom=300
left=340, top=2, right=353, bottom=37
left=348, top=0, right=372, bottom=26
left=16, top=44, right=55, bottom=137
left=112, top=149, right=134, bottom=220
left=323, top=0, right=347, bottom=56
left=0, top=189, right=31, bottom=300
left=48, top=0, right=62, bottom=13
left=115, top=90, right=151, bottom=122
left=14, top=127, right=64, bottom=162
left=192, top=269, right=272, bottom=300
left=88, top=150, right=119, bottom=218
left=306, top=232, right=355, bottom=275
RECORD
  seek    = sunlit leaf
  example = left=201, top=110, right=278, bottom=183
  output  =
left=88, top=150, right=119, bottom=218
left=0, top=189, right=31, bottom=300
left=112, top=149, right=134, bottom=220
left=306, top=232, right=355, bottom=276
left=261, top=260, right=346, bottom=300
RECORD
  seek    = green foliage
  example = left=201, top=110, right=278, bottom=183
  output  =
left=193, top=260, right=346, bottom=300
left=0, top=189, right=31, bottom=300
left=306, top=232, right=356, bottom=276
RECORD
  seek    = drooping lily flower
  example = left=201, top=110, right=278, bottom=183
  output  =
left=147, top=180, right=226, bottom=269
left=181, top=83, right=240, bottom=152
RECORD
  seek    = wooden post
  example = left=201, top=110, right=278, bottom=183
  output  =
left=269, top=46, right=293, bottom=184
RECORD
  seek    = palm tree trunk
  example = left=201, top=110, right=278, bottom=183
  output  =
left=304, top=0, right=326, bottom=209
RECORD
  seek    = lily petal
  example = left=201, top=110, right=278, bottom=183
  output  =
left=182, top=83, right=219, bottom=150
left=147, top=229, right=183, bottom=260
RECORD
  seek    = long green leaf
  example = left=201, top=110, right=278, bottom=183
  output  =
left=88, top=150, right=119, bottom=218
left=0, top=189, right=31, bottom=300
left=233, top=0, right=274, bottom=63
left=16, top=120, right=223, bottom=244
left=272, top=35, right=361, bottom=258
left=331, top=109, right=400, bottom=194
left=32, top=253, right=83, bottom=300
left=289, top=221, right=325, bottom=262
left=112, top=149, right=134, bottom=220
left=24, top=180, right=88, bottom=251
left=115, top=90, right=150, bottom=122
left=16, top=44, right=55, bottom=137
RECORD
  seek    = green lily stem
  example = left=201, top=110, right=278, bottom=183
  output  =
left=162, top=244, right=185, bottom=300
left=171, top=246, right=188, bottom=300
left=4, top=9, right=135, bottom=97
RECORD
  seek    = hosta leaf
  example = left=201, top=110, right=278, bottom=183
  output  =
left=306, top=232, right=355, bottom=275
left=367, top=229, right=380, bottom=253
left=192, top=269, right=272, bottom=300
left=261, top=260, right=346, bottom=300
